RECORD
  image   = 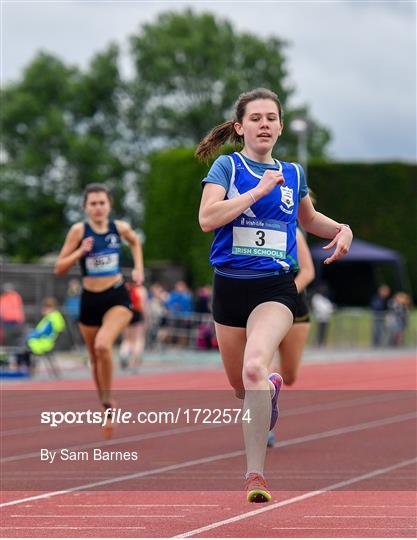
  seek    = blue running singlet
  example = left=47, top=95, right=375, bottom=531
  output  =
left=206, top=153, right=303, bottom=274
left=79, top=221, right=122, bottom=277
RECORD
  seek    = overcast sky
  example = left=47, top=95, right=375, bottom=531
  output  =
left=2, top=0, right=416, bottom=162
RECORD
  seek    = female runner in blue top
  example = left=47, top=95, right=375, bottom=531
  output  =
left=196, top=88, right=352, bottom=503
left=55, top=183, right=144, bottom=438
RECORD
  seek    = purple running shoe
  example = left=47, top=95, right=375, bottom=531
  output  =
left=269, top=373, right=283, bottom=430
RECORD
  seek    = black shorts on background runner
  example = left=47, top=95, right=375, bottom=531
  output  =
left=80, top=281, right=132, bottom=326
left=294, top=291, right=310, bottom=323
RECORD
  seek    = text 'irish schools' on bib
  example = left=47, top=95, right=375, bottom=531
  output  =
left=232, top=217, right=287, bottom=259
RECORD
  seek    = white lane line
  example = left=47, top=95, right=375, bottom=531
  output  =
left=281, top=392, right=413, bottom=417
left=1, top=426, right=52, bottom=437
left=58, top=504, right=219, bottom=507
left=0, top=450, right=244, bottom=508
left=2, top=389, right=409, bottom=443
left=0, top=527, right=146, bottom=530
left=271, top=527, right=417, bottom=530
left=274, top=411, right=416, bottom=450
left=304, top=515, right=416, bottom=518
left=173, top=457, right=417, bottom=538
left=334, top=504, right=417, bottom=507
left=1, top=412, right=415, bottom=509
left=11, top=514, right=183, bottom=518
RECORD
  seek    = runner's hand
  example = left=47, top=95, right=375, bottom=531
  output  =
left=132, top=268, right=144, bottom=285
left=80, top=236, right=94, bottom=254
left=323, top=227, right=353, bottom=264
left=256, top=169, right=285, bottom=198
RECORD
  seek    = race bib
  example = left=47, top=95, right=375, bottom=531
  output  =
left=86, top=251, right=119, bottom=275
left=232, top=217, right=287, bottom=259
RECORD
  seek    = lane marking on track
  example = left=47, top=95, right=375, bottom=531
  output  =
left=0, top=451, right=244, bottom=508
left=1, top=411, right=415, bottom=509
left=0, top=527, right=146, bottom=530
left=334, top=504, right=417, bottom=507
left=2, top=390, right=410, bottom=441
left=304, top=515, right=416, bottom=518
left=57, top=504, right=219, bottom=507
left=173, top=457, right=417, bottom=538
left=1, top=426, right=52, bottom=437
left=271, top=527, right=417, bottom=530
left=11, top=514, right=184, bottom=518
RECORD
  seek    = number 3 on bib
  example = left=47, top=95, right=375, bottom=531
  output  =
left=232, top=217, right=287, bottom=259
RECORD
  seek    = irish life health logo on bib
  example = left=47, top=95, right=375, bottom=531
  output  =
left=232, top=217, right=287, bottom=259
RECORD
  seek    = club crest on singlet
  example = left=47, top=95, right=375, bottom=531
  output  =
left=105, top=233, right=120, bottom=248
left=280, top=186, right=294, bottom=208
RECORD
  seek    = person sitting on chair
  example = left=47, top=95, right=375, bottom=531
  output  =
left=15, top=297, right=65, bottom=374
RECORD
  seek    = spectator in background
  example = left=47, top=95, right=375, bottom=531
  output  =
left=63, top=279, right=82, bottom=322
left=165, top=281, right=194, bottom=345
left=194, top=285, right=213, bottom=314
left=0, top=283, right=25, bottom=345
left=370, top=284, right=391, bottom=347
left=15, top=297, right=65, bottom=374
left=147, top=283, right=169, bottom=347
left=63, top=279, right=83, bottom=348
left=311, top=283, right=335, bottom=347
left=386, top=292, right=411, bottom=347
left=165, top=281, right=194, bottom=315
left=195, top=285, right=217, bottom=350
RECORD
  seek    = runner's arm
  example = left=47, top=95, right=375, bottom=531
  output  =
left=54, top=224, right=86, bottom=275
left=117, top=220, right=144, bottom=285
left=294, top=229, right=315, bottom=293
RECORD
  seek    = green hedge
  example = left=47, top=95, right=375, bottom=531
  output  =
left=307, top=161, right=416, bottom=297
left=142, top=148, right=213, bottom=285
left=143, top=148, right=416, bottom=295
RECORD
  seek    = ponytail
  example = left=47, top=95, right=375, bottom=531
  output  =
left=195, top=120, right=242, bottom=163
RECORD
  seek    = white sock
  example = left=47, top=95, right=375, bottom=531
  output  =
left=245, top=471, right=265, bottom=480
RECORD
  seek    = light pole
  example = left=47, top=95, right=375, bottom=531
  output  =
left=290, top=118, right=308, bottom=178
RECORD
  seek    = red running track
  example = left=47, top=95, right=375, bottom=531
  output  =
left=1, top=353, right=416, bottom=537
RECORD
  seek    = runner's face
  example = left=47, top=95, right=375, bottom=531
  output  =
left=235, top=99, right=282, bottom=156
left=84, top=192, right=111, bottom=222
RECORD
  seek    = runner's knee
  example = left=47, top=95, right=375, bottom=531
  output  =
left=94, top=341, right=111, bottom=357
left=243, top=357, right=268, bottom=385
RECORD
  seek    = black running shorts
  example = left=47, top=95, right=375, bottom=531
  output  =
left=294, top=291, right=310, bottom=323
left=130, top=310, right=144, bottom=325
left=80, top=282, right=133, bottom=326
left=212, top=272, right=298, bottom=328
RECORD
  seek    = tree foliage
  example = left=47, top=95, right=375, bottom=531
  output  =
left=129, top=10, right=330, bottom=158
left=1, top=9, right=331, bottom=261
left=0, top=47, right=135, bottom=259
